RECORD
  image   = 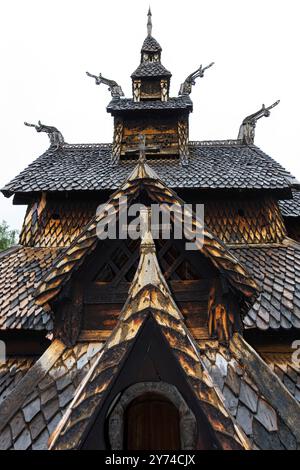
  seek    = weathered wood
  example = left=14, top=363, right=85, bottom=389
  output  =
left=121, top=116, right=180, bottom=157
left=208, top=277, right=229, bottom=342
left=0, top=340, right=65, bottom=433
left=207, top=276, right=241, bottom=342
left=54, top=281, right=83, bottom=346
left=78, top=330, right=111, bottom=341
left=189, top=327, right=210, bottom=339
left=83, top=304, right=122, bottom=330
left=85, top=280, right=210, bottom=304
left=79, top=327, right=210, bottom=342
left=230, top=333, right=300, bottom=443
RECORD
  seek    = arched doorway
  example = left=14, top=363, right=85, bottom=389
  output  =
left=108, top=382, right=197, bottom=450
left=124, top=392, right=180, bottom=450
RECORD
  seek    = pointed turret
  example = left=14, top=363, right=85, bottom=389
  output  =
left=140, top=8, right=162, bottom=56
left=131, top=8, right=171, bottom=101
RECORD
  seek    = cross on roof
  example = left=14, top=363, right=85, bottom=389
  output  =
left=138, top=134, right=160, bottom=162
left=138, top=134, right=147, bottom=163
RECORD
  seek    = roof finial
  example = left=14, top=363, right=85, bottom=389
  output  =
left=147, top=7, right=152, bottom=36
left=24, top=120, right=65, bottom=149
left=179, top=62, right=215, bottom=96
left=238, top=100, right=280, bottom=145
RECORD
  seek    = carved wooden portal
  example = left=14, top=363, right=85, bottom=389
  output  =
left=108, top=382, right=197, bottom=450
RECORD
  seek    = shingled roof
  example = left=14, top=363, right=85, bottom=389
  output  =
left=262, top=352, right=300, bottom=403
left=0, top=358, right=35, bottom=406
left=2, top=141, right=297, bottom=197
left=107, top=96, right=191, bottom=113
left=141, top=35, right=162, bottom=53
left=279, top=190, right=300, bottom=217
left=34, top=159, right=258, bottom=308
left=131, top=61, right=172, bottom=79
left=232, top=241, right=300, bottom=329
left=2, top=241, right=300, bottom=334
left=200, top=335, right=300, bottom=449
left=0, top=341, right=104, bottom=450
left=0, top=246, right=58, bottom=331
left=28, top=227, right=300, bottom=450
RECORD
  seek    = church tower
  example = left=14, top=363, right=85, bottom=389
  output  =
left=107, top=9, right=193, bottom=165
left=1, top=7, right=300, bottom=452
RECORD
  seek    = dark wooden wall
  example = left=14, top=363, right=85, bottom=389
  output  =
left=121, top=114, right=179, bottom=156
left=20, top=194, right=287, bottom=249
left=76, top=238, right=217, bottom=338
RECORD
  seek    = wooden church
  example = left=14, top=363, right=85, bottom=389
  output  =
left=0, top=9, right=300, bottom=450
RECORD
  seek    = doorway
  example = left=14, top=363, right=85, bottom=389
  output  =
left=124, top=392, right=180, bottom=450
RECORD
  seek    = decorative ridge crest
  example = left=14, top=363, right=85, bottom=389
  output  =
left=86, top=71, right=124, bottom=98
left=238, top=100, right=280, bottom=145
left=24, top=121, right=65, bottom=150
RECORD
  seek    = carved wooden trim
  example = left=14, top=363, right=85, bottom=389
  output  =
left=133, top=80, right=141, bottom=102
left=178, top=118, right=189, bottom=166
left=160, top=79, right=168, bottom=102
left=208, top=276, right=241, bottom=343
left=112, top=118, right=124, bottom=164
left=20, top=192, right=47, bottom=247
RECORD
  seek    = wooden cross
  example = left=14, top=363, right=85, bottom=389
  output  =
left=138, top=134, right=147, bottom=163
left=138, top=134, right=160, bottom=163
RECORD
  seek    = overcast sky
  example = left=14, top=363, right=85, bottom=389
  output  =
left=1, top=0, right=300, bottom=230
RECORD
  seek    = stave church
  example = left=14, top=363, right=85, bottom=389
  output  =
left=0, top=9, right=300, bottom=450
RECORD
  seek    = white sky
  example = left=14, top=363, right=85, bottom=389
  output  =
left=0, top=0, right=300, bottom=230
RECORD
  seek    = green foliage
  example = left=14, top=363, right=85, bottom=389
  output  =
left=0, top=220, right=18, bottom=251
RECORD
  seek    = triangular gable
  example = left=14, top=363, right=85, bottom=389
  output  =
left=35, top=159, right=258, bottom=307
left=48, top=218, right=250, bottom=450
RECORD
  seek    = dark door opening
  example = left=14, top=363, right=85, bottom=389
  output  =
left=124, top=392, right=181, bottom=450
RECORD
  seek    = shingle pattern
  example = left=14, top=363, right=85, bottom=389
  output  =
left=0, top=342, right=103, bottom=449
left=233, top=245, right=300, bottom=329
left=200, top=340, right=298, bottom=449
left=0, top=247, right=59, bottom=330
left=2, top=142, right=294, bottom=196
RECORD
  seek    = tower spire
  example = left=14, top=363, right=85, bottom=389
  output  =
left=147, top=7, right=152, bottom=36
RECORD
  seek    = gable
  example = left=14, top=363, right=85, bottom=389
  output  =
left=81, top=316, right=220, bottom=449
left=49, top=310, right=248, bottom=450
left=34, top=160, right=258, bottom=310
left=79, top=237, right=218, bottom=336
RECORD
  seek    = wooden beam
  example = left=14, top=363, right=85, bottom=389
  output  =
left=189, top=327, right=210, bottom=340
left=78, top=327, right=210, bottom=342
left=78, top=330, right=111, bottom=342
left=0, top=339, right=65, bottom=433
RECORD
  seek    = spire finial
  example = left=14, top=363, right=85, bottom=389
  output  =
left=147, top=7, right=152, bottom=36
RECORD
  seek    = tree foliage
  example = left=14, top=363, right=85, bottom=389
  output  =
left=0, top=220, right=18, bottom=251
